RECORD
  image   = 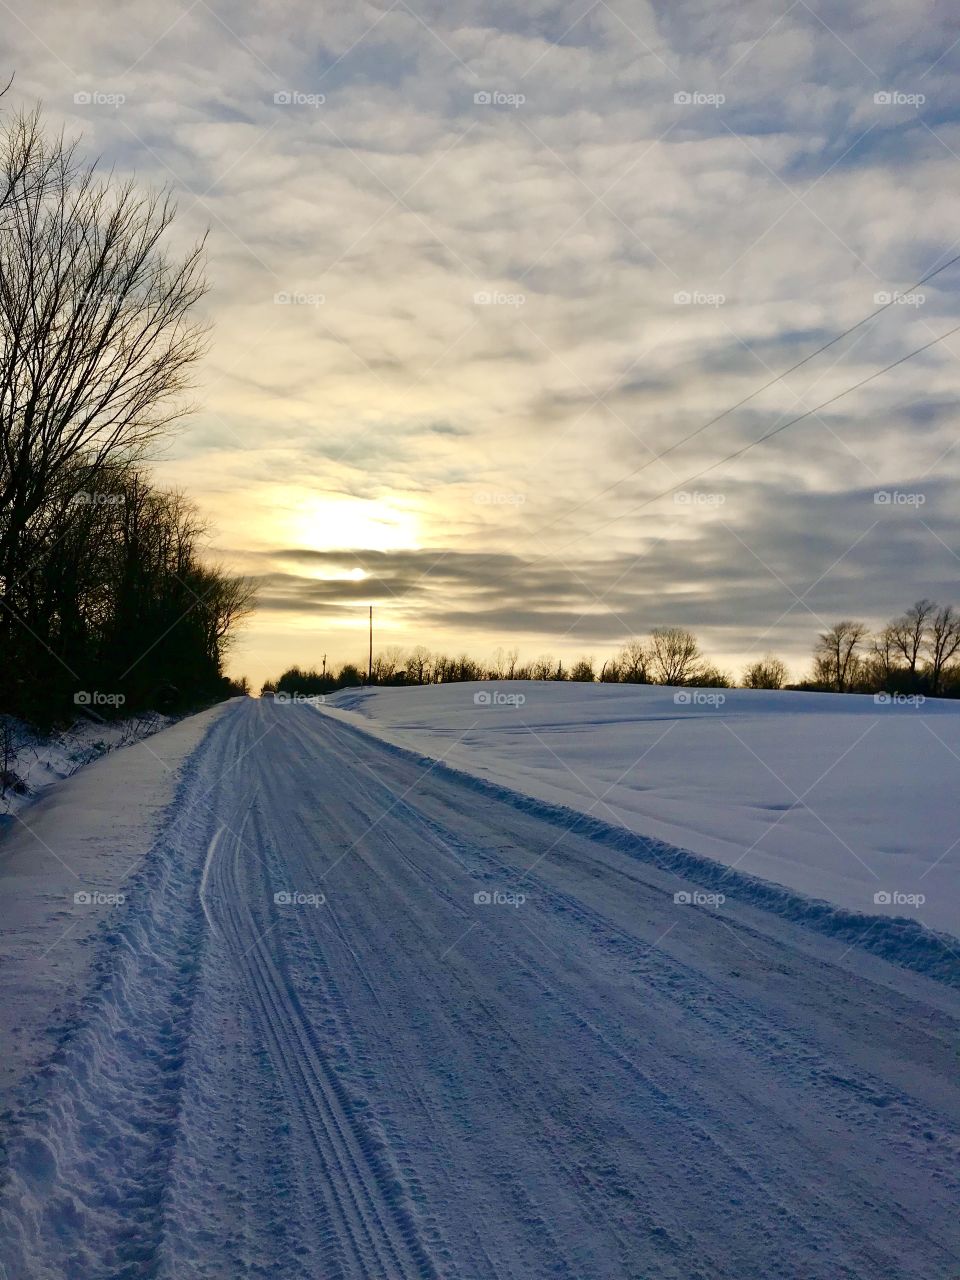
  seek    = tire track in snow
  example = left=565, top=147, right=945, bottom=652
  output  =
left=201, top=792, right=442, bottom=1280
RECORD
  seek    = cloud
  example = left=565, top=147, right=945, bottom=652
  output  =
left=7, top=0, right=959, bottom=681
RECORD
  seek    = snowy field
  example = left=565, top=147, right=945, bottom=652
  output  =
left=323, top=682, right=960, bottom=938
left=0, top=697, right=958, bottom=1278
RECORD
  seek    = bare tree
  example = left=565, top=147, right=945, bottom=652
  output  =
left=647, top=627, right=702, bottom=686
left=813, top=620, right=868, bottom=692
left=569, top=657, right=595, bottom=682
left=742, top=655, right=787, bottom=689
left=406, top=645, right=431, bottom=684
left=372, top=645, right=404, bottom=684
left=614, top=639, right=648, bottom=683
left=868, top=626, right=899, bottom=687
left=530, top=655, right=555, bottom=681
left=889, top=599, right=935, bottom=677
left=0, top=105, right=208, bottom=626
left=489, top=647, right=508, bottom=679
left=925, top=605, right=960, bottom=695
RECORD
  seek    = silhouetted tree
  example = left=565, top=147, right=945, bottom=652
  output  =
left=813, top=620, right=867, bottom=692
left=0, top=105, right=207, bottom=640
left=406, top=645, right=431, bottom=684
left=615, top=640, right=648, bottom=683
left=647, top=627, right=702, bottom=686
left=742, top=656, right=787, bottom=689
left=926, top=605, right=960, bottom=695
left=890, top=600, right=935, bottom=678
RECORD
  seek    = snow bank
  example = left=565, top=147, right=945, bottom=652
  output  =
left=0, top=703, right=232, bottom=1102
left=321, top=682, right=960, bottom=939
left=0, top=711, right=176, bottom=822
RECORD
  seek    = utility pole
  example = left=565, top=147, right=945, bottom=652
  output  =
left=368, top=605, right=373, bottom=683
left=321, top=653, right=327, bottom=680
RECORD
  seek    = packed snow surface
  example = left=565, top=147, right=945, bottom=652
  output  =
left=0, top=697, right=958, bottom=1278
left=323, top=681, right=960, bottom=937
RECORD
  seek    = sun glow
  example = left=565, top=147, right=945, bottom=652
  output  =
left=303, top=564, right=368, bottom=582
left=280, top=491, right=421, bottom=554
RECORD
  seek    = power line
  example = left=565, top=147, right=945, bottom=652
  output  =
left=531, top=248, right=960, bottom=539
left=554, top=320, right=960, bottom=554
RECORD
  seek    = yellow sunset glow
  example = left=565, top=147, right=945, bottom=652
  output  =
left=280, top=492, right=421, bottom=554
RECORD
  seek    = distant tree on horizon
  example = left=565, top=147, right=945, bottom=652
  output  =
left=813, top=620, right=869, bottom=692
left=569, top=657, right=596, bottom=682
left=647, top=627, right=703, bottom=686
left=742, top=656, right=788, bottom=689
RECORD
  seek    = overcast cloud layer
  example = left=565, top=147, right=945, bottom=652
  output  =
left=8, top=0, right=960, bottom=682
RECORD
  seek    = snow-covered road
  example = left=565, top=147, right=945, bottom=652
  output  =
left=1, top=697, right=959, bottom=1278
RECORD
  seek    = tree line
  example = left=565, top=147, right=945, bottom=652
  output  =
left=265, top=606, right=960, bottom=700
left=0, top=99, right=252, bottom=727
left=810, top=601, right=960, bottom=696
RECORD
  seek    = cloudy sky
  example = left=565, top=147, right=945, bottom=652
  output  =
left=8, top=0, right=960, bottom=684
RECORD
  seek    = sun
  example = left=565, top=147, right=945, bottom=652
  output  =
left=279, top=491, right=420, bottom=554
